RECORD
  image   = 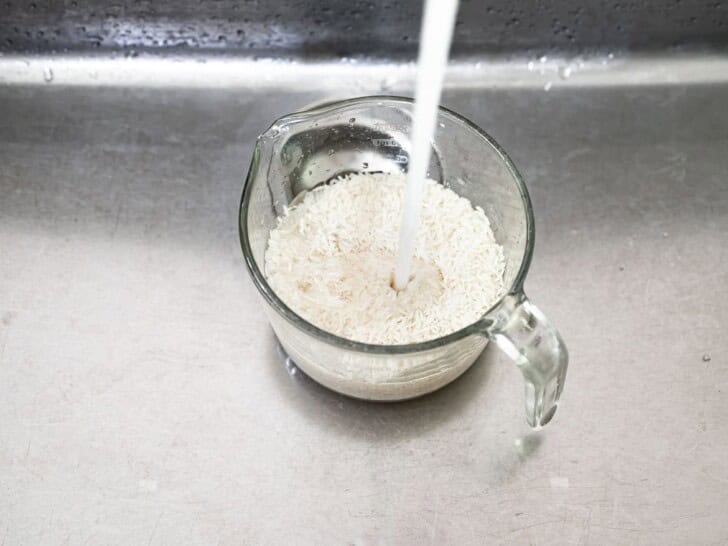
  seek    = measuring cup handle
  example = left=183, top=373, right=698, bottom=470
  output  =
left=486, top=292, right=568, bottom=428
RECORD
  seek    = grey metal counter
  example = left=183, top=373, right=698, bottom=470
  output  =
left=1, top=54, right=727, bottom=544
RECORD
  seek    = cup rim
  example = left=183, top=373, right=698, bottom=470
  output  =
left=239, top=95, right=535, bottom=354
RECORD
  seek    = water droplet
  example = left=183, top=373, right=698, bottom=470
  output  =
left=284, top=357, right=298, bottom=375
left=619, top=265, right=625, bottom=271
left=662, top=231, right=668, bottom=238
left=702, top=354, right=711, bottom=362
left=558, top=66, right=572, bottom=80
left=348, top=117, right=356, bottom=125
left=328, top=149, right=334, bottom=156
left=439, top=122, right=445, bottom=128
left=608, top=52, right=615, bottom=59
left=380, top=76, right=396, bottom=91
left=539, top=55, right=548, bottom=63
left=544, top=81, right=553, bottom=91
left=42, top=67, right=53, bottom=82
left=527, top=61, right=535, bottom=71
left=362, top=162, right=369, bottom=168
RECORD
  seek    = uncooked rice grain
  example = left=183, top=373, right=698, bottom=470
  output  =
left=264, top=172, right=506, bottom=345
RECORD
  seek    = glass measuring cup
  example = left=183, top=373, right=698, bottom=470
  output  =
left=239, top=96, right=568, bottom=428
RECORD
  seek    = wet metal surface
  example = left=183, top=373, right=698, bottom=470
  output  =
left=1, top=56, right=727, bottom=543
left=2, top=0, right=728, bottom=55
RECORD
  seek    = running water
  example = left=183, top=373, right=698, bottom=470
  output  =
left=392, top=0, right=460, bottom=291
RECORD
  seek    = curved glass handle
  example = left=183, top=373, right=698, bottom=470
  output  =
left=486, top=293, right=568, bottom=429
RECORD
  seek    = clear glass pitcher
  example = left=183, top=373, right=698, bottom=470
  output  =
left=239, top=96, right=568, bottom=428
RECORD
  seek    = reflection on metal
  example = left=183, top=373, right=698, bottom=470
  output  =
left=3, top=53, right=728, bottom=90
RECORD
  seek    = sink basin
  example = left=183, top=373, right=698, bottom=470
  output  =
left=1, top=1, right=727, bottom=543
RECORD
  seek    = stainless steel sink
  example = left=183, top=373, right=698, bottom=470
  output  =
left=1, top=1, right=727, bottom=543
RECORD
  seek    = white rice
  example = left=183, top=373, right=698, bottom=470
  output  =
left=264, top=172, right=506, bottom=345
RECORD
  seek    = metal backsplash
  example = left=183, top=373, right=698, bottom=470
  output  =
left=1, top=0, right=727, bottom=56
